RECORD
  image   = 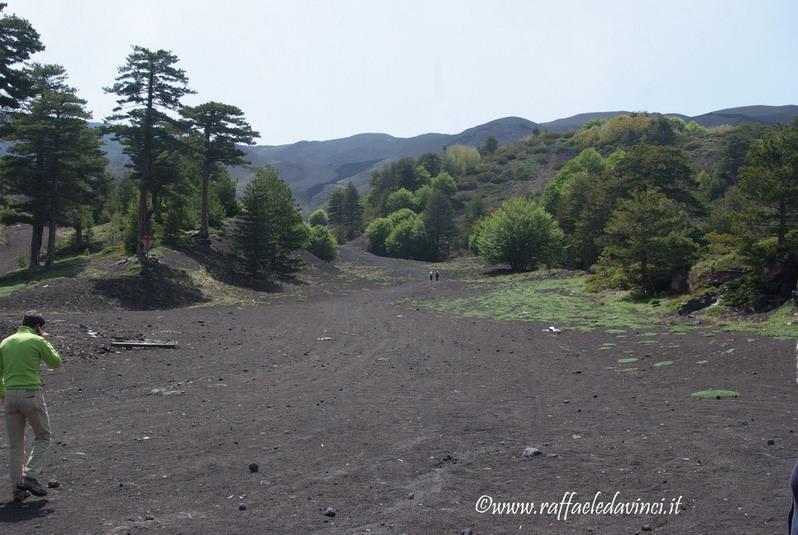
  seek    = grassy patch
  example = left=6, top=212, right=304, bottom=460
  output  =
left=336, top=261, right=394, bottom=285
left=417, top=270, right=798, bottom=339
left=606, top=365, right=639, bottom=374
left=690, top=389, right=740, bottom=399
left=421, top=274, right=671, bottom=331
left=718, top=303, right=798, bottom=340
left=654, top=360, right=673, bottom=367
left=617, top=357, right=638, bottom=364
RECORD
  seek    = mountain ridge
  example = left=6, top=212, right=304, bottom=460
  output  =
left=7, top=105, right=798, bottom=209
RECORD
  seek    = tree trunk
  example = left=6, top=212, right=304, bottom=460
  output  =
left=45, top=218, right=57, bottom=267
left=137, top=71, right=155, bottom=262
left=74, top=219, right=84, bottom=248
left=136, top=187, right=149, bottom=260
left=641, top=257, right=652, bottom=296
left=30, top=223, right=44, bottom=269
left=200, top=170, right=210, bottom=240
left=45, top=172, right=59, bottom=267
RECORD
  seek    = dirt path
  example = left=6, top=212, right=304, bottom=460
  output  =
left=0, top=246, right=796, bottom=534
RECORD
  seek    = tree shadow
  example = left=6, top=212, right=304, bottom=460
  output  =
left=0, top=257, right=89, bottom=287
left=484, top=267, right=518, bottom=277
left=174, top=244, right=282, bottom=293
left=93, top=262, right=209, bottom=310
left=0, top=499, right=53, bottom=522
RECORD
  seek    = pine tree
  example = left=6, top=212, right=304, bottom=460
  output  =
left=234, top=166, right=307, bottom=279
left=737, top=121, right=798, bottom=249
left=602, top=188, right=699, bottom=295
left=342, top=182, right=363, bottom=240
left=2, top=64, right=106, bottom=268
left=180, top=101, right=258, bottom=242
left=0, top=3, right=44, bottom=114
left=423, top=189, right=456, bottom=260
left=104, top=46, right=194, bottom=260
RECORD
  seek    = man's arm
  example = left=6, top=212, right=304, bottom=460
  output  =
left=0, top=347, right=6, bottom=400
left=38, top=338, right=62, bottom=369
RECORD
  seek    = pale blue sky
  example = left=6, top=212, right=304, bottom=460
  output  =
left=6, top=0, right=797, bottom=145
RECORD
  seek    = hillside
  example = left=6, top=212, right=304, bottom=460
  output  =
left=4, top=105, right=795, bottom=210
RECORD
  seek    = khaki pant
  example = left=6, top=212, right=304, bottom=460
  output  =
left=3, top=389, right=51, bottom=494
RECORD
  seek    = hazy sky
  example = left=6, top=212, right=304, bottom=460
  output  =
left=6, top=0, right=797, bottom=145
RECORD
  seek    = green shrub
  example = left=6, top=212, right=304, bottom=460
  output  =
left=308, top=209, right=329, bottom=227
left=306, top=224, right=338, bottom=261
left=471, top=197, right=564, bottom=271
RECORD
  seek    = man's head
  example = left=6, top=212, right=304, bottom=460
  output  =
left=22, top=313, right=45, bottom=330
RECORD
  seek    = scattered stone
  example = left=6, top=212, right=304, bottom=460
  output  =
left=407, top=492, right=414, bottom=500
left=461, top=529, right=474, bottom=535
left=522, top=447, right=542, bottom=458
left=239, top=503, right=247, bottom=511
left=642, top=525, right=652, bottom=532
left=323, top=507, right=336, bottom=517
left=547, top=453, right=559, bottom=458
left=768, top=439, right=775, bottom=446
left=249, top=463, right=260, bottom=473
left=145, top=514, right=155, bottom=521
left=47, top=479, right=60, bottom=488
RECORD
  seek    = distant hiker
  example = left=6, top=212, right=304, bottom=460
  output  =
left=0, top=313, right=62, bottom=502
left=429, top=271, right=433, bottom=281
left=435, top=271, right=440, bottom=281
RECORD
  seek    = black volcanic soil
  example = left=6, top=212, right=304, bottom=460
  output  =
left=0, top=244, right=796, bottom=535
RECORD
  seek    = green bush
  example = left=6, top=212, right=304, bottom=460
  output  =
left=306, top=224, right=338, bottom=261
left=385, top=188, right=419, bottom=213
left=471, top=197, right=564, bottom=271
left=308, top=209, right=329, bottom=227
left=385, top=217, right=429, bottom=260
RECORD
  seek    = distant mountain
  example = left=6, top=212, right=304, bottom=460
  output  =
left=687, top=105, right=798, bottom=128
left=229, top=116, right=540, bottom=208
left=540, top=105, right=798, bottom=132
left=4, top=105, right=796, bottom=210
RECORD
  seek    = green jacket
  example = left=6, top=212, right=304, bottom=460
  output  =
left=0, top=326, right=62, bottom=397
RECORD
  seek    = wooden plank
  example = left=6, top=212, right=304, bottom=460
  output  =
left=111, top=340, right=178, bottom=349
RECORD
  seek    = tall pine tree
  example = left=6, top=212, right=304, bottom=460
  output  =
left=104, top=46, right=194, bottom=260
left=3, top=64, right=106, bottom=267
left=180, top=101, right=258, bottom=242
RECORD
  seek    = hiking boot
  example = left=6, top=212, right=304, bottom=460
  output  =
left=12, top=488, right=31, bottom=502
left=18, top=477, right=47, bottom=497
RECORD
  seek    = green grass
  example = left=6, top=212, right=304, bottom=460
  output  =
left=654, top=360, right=673, bottom=367
left=417, top=268, right=797, bottom=339
left=336, top=261, right=394, bottom=285
left=690, top=389, right=740, bottom=399
left=617, top=357, right=638, bottom=364
left=719, top=303, right=798, bottom=340
left=422, top=274, right=672, bottom=331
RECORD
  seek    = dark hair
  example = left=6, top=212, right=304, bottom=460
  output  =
left=22, top=313, right=45, bottom=329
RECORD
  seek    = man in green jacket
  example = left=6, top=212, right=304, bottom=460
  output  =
left=0, top=313, right=62, bottom=502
